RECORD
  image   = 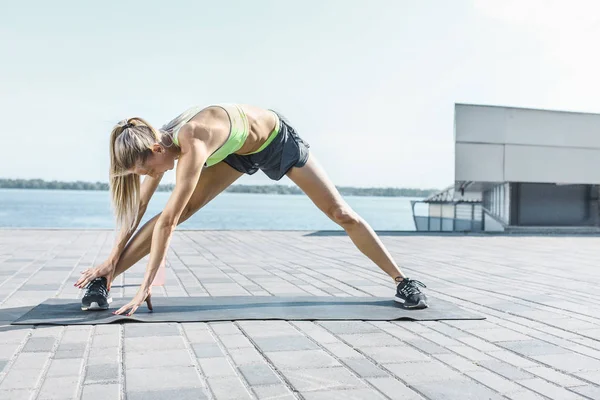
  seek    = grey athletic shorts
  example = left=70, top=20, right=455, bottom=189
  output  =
left=223, top=112, right=310, bottom=181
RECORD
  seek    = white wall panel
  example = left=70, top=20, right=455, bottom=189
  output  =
left=455, top=143, right=504, bottom=182
left=455, top=104, right=506, bottom=143
left=504, top=145, right=600, bottom=184
left=505, top=108, right=600, bottom=149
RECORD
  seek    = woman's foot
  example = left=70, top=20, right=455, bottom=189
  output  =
left=81, top=277, right=112, bottom=311
left=395, top=278, right=428, bottom=309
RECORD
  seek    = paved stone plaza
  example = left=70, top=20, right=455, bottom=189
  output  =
left=0, top=229, right=599, bottom=399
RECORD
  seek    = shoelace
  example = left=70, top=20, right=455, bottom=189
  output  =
left=86, top=278, right=108, bottom=297
left=399, top=279, right=426, bottom=297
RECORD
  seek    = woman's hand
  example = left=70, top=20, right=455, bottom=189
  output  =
left=113, top=287, right=153, bottom=316
left=75, top=258, right=117, bottom=290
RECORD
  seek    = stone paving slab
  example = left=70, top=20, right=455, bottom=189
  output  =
left=0, top=229, right=598, bottom=399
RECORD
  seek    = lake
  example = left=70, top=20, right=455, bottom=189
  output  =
left=0, top=189, right=420, bottom=231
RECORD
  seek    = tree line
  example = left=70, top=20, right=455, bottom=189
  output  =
left=0, top=178, right=438, bottom=198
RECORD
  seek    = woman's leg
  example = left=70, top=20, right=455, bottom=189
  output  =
left=286, top=153, right=428, bottom=308
left=286, top=154, right=405, bottom=281
left=111, top=162, right=243, bottom=280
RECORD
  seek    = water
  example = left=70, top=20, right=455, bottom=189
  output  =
left=0, top=189, right=419, bottom=230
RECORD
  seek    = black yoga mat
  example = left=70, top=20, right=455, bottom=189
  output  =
left=12, top=296, right=484, bottom=325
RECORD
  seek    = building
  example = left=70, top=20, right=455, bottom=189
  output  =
left=455, top=103, right=600, bottom=232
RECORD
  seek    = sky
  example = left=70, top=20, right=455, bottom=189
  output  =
left=1, top=0, right=600, bottom=189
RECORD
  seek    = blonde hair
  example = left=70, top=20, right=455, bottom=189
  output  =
left=109, top=117, right=161, bottom=231
left=109, top=106, right=203, bottom=231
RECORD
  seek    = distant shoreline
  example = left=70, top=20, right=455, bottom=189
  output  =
left=0, top=178, right=438, bottom=198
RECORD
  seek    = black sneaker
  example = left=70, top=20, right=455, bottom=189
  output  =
left=395, top=278, right=428, bottom=309
left=81, top=277, right=112, bottom=311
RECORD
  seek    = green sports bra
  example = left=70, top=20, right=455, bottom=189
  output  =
left=168, top=104, right=279, bottom=167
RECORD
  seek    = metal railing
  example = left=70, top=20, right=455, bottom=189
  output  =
left=411, top=201, right=483, bottom=232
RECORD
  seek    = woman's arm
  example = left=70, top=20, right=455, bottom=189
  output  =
left=114, top=124, right=210, bottom=316
left=109, top=173, right=164, bottom=261
left=74, top=173, right=163, bottom=289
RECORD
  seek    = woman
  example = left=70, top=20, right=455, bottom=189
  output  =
left=74, top=104, right=428, bottom=316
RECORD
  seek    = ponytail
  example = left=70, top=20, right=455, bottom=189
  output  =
left=108, top=117, right=160, bottom=231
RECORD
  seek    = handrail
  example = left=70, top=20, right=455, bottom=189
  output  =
left=481, top=206, right=509, bottom=229
left=412, top=200, right=483, bottom=232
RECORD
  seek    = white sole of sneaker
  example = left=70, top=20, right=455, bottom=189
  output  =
left=81, top=301, right=109, bottom=311
left=394, top=296, right=429, bottom=309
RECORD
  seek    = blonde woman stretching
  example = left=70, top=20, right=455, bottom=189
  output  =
left=74, top=104, right=428, bottom=316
